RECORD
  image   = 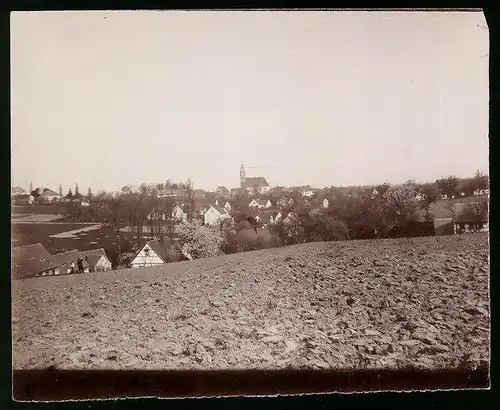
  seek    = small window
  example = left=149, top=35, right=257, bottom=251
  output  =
left=144, top=248, right=150, bottom=256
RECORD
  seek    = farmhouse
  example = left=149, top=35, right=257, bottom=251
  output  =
left=11, top=243, right=60, bottom=279
left=248, top=199, right=272, bottom=210
left=204, top=205, right=232, bottom=227
left=301, top=188, right=314, bottom=198
left=131, top=240, right=170, bottom=268
left=172, top=205, right=188, bottom=223
left=80, top=248, right=112, bottom=272
left=11, top=186, right=27, bottom=197
left=277, top=197, right=294, bottom=209
left=39, top=188, right=60, bottom=202
left=52, top=250, right=90, bottom=274
left=454, top=217, right=489, bottom=234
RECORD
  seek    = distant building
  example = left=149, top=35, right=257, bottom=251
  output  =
left=301, top=189, right=314, bottom=198
left=454, top=219, right=489, bottom=234
left=11, top=243, right=60, bottom=279
left=204, top=205, right=232, bottom=227
left=323, top=198, right=329, bottom=209
left=172, top=205, right=188, bottom=223
left=80, top=248, right=112, bottom=272
left=277, top=197, right=294, bottom=209
left=248, top=199, right=272, bottom=210
left=39, top=188, right=60, bottom=202
left=11, top=186, right=27, bottom=197
left=131, top=240, right=170, bottom=268
left=240, top=163, right=270, bottom=195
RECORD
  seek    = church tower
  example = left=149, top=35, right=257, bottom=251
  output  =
left=240, top=162, right=246, bottom=190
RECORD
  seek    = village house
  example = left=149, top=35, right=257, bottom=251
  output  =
left=38, top=188, right=60, bottom=203
left=301, top=188, right=314, bottom=198
left=80, top=248, right=112, bottom=272
left=454, top=217, right=489, bottom=234
left=213, top=198, right=232, bottom=211
left=172, top=205, right=188, bottom=223
left=11, top=186, right=27, bottom=197
left=52, top=250, right=90, bottom=274
left=204, top=205, right=232, bottom=227
left=131, top=240, right=170, bottom=268
left=283, top=212, right=298, bottom=224
left=248, top=199, right=272, bottom=210
left=277, top=197, right=294, bottom=209
left=323, top=198, right=329, bottom=208
left=474, top=188, right=490, bottom=196
left=11, top=243, right=60, bottom=279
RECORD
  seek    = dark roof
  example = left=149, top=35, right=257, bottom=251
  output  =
left=212, top=205, right=229, bottom=215
left=428, top=200, right=470, bottom=219
left=80, top=248, right=110, bottom=267
left=52, top=250, right=90, bottom=271
left=245, top=177, right=269, bottom=187
left=145, top=240, right=170, bottom=263
left=41, top=188, right=59, bottom=196
left=12, top=243, right=59, bottom=279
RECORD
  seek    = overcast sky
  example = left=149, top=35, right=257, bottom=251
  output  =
left=11, top=11, right=489, bottom=193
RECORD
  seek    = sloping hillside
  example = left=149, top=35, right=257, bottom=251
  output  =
left=12, top=233, right=489, bottom=371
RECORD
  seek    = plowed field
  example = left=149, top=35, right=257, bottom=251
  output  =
left=12, top=233, right=489, bottom=371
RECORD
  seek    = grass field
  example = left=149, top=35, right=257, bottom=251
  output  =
left=12, top=233, right=489, bottom=373
left=12, top=223, right=92, bottom=246
left=11, top=222, right=135, bottom=262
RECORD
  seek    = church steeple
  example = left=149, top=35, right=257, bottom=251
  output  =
left=240, top=162, right=246, bottom=189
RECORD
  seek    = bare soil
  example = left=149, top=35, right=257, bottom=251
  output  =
left=12, top=233, right=489, bottom=371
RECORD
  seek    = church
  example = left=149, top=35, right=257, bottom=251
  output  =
left=240, top=163, right=270, bottom=195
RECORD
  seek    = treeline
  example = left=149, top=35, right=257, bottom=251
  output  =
left=48, top=172, right=489, bottom=267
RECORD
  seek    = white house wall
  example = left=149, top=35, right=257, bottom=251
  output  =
left=204, top=208, right=224, bottom=226
left=131, top=247, right=165, bottom=268
left=95, top=255, right=112, bottom=271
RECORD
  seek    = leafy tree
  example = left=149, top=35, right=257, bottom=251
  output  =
left=418, top=182, right=439, bottom=217
left=87, top=187, right=93, bottom=200
left=300, top=211, right=349, bottom=242
left=375, top=183, right=391, bottom=197
left=59, top=184, right=63, bottom=198
left=269, top=220, right=290, bottom=247
left=460, top=179, right=476, bottom=197
left=380, top=181, right=420, bottom=237
left=66, top=188, right=73, bottom=198
left=177, top=219, right=224, bottom=259
left=140, top=183, right=148, bottom=195
left=459, top=199, right=488, bottom=226
left=183, top=178, right=196, bottom=222
left=436, top=176, right=459, bottom=199
left=474, top=170, right=489, bottom=193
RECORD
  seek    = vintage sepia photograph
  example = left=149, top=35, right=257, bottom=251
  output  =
left=11, top=10, right=490, bottom=399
